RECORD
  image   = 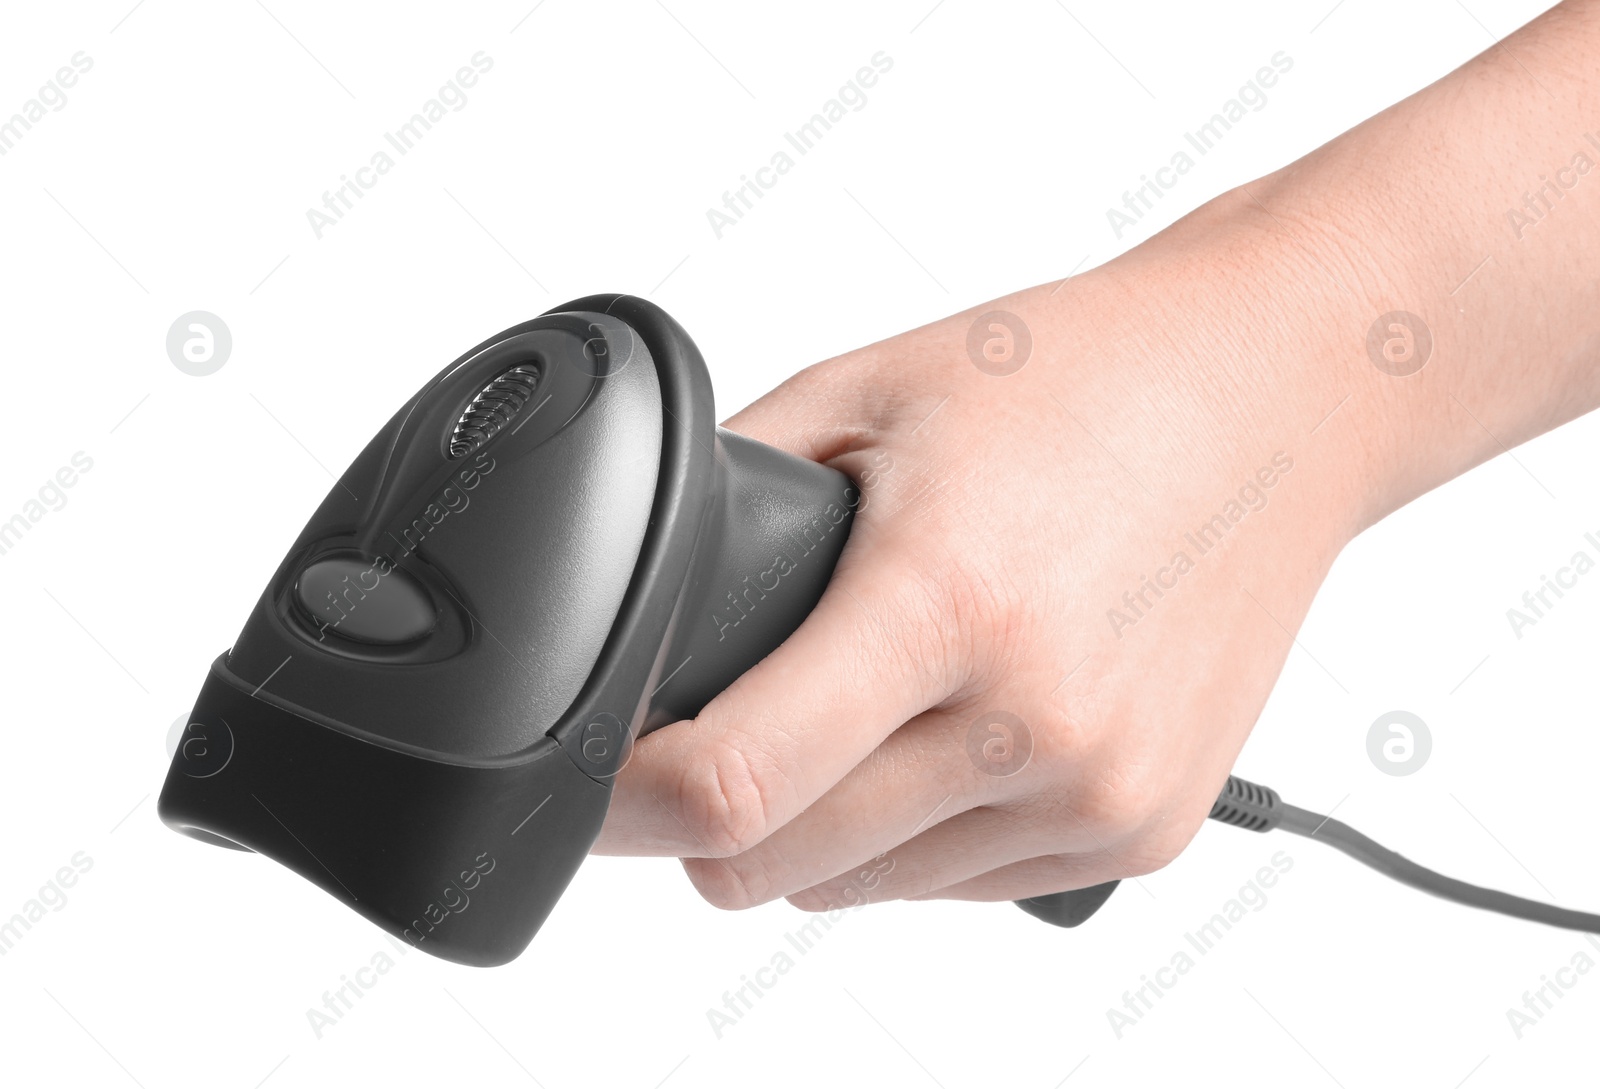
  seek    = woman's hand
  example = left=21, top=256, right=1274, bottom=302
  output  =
left=592, top=205, right=1365, bottom=909
left=593, top=0, right=1600, bottom=910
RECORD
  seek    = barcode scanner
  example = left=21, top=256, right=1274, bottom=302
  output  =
left=157, top=295, right=1113, bottom=965
left=159, top=294, right=1600, bottom=967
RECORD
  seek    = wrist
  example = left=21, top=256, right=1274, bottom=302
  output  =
left=1036, top=192, right=1384, bottom=560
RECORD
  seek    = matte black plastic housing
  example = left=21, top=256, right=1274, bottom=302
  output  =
left=158, top=296, right=859, bottom=966
left=1014, top=881, right=1121, bottom=928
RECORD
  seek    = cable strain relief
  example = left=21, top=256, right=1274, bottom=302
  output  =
left=1208, top=775, right=1283, bottom=833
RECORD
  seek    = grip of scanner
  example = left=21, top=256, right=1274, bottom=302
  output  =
left=1012, top=880, right=1121, bottom=927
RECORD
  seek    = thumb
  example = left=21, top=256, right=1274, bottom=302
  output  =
left=719, top=355, right=873, bottom=464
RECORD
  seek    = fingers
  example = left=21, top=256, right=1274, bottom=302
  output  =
left=783, top=792, right=1167, bottom=911
left=903, top=855, right=1122, bottom=903
left=593, top=553, right=962, bottom=859
left=781, top=804, right=1067, bottom=910
left=673, top=706, right=991, bottom=909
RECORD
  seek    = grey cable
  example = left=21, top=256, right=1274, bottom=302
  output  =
left=1210, top=775, right=1600, bottom=935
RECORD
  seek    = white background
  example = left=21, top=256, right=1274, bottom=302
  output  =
left=1, top=0, right=1595, bottom=1085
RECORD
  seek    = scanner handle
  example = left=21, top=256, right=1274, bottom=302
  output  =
left=1013, top=881, right=1121, bottom=927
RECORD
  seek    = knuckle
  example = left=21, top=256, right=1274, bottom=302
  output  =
left=1127, top=834, right=1186, bottom=877
left=1116, top=830, right=1188, bottom=879
left=1131, top=791, right=1216, bottom=873
left=891, top=560, right=969, bottom=682
left=1069, top=769, right=1206, bottom=877
left=1070, top=762, right=1167, bottom=843
left=918, top=541, right=1030, bottom=685
left=676, top=738, right=781, bottom=859
left=835, top=563, right=962, bottom=703
left=1027, top=698, right=1095, bottom=768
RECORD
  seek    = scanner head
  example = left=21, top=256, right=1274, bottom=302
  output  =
left=158, top=295, right=857, bottom=965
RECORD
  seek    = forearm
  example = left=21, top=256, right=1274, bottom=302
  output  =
left=1038, top=0, right=1600, bottom=548
left=1254, top=0, right=1600, bottom=524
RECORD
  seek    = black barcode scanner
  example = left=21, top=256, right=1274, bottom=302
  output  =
left=157, top=295, right=1116, bottom=966
left=161, top=293, right=1600, bottom=967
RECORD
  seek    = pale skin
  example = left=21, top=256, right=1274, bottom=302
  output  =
left=593, top=0, right=1600, bottom=911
